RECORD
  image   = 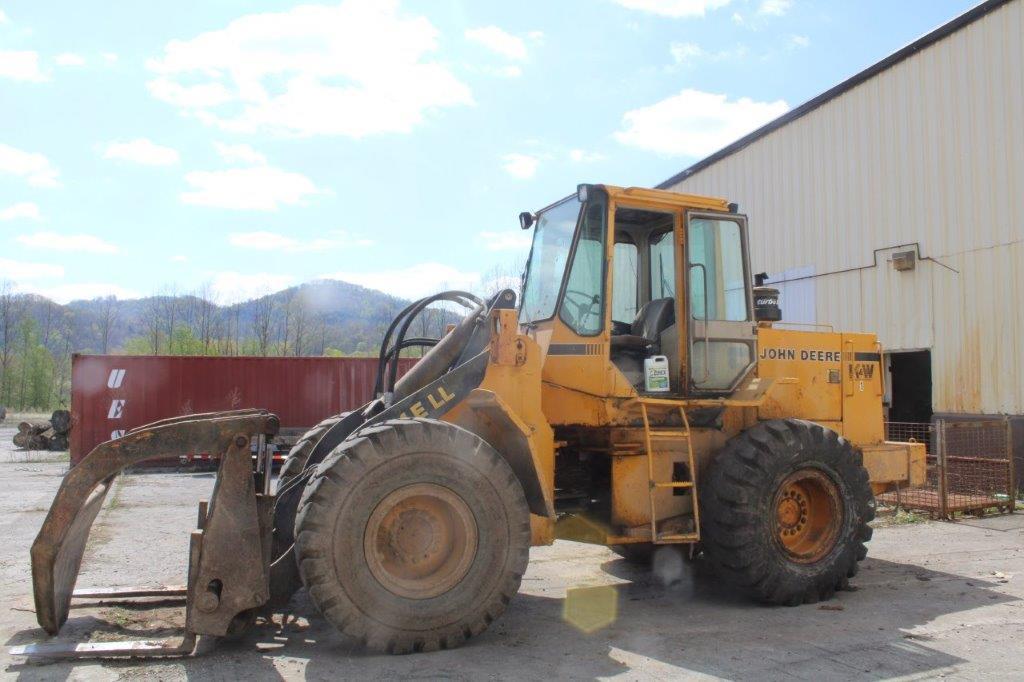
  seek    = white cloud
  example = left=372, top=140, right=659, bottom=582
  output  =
left=496, top=65, right=522, bottom=78
left=0, top=257, right=64, bottom=280
left=758, top=0, right=791, bottom=16
left=569, top=149, right=606, bottom=163
left=211, top=271, right=294, bottom=304
left=228, top=230, right=372, bottom=252
left=170, top=255, right=188, bottom=263
left=18, top=282, right=141, bottom=304
left=146, top=1, right=473, bottom=138
left=214, top=142, right=266, bottom=165
left=0, top=202, right=41, bottom=221
left=612, top=0, right=731, bottom=18
left=0, top=10, right=8, bottom=23
left=148, top=78, right=233, bottom=109
left=0, top=143, right=60, bottom=187
left=103, top=138, right=180, bottom=166
left=669, top=41, right=747, bottom=67
left=615, top=88, right=789, bottom=157
left=465, top=26, right=528, bottom=61
left=502, top=153, right=540, bottom=179
left=181, top=165, right=321, bottom=210
left=479, top=231, right=532, bottom=252
left=102, top=53, right=118, bottom=63
left=0, top=50, right=47, bottom=82
left=17, top=231, right=119, bottom=254
left=54, top=53, right=85, bottom=67
left=670, top=42, right=704, bottom=65
left=789, top=34, right=810, bottom=49
left=325, top=262, right=479, bottom=300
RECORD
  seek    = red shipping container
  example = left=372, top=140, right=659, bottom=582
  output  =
left=70, top=354, right=416, bottom=465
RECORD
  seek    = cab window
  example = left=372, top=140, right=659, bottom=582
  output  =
left=559, top=201, right=606, bottom=335
left=611, top=240, right=638, bottom=323
left=688, top=218, right=748, bottom=321
left=649, top=231, right=675, bottom=299
left=519, top=198, right=581, bottom=324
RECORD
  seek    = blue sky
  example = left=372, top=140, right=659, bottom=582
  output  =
left=0, top=0, right=979, bottom=304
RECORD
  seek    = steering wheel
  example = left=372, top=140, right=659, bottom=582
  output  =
left=563, top=290, right=600, bottom=329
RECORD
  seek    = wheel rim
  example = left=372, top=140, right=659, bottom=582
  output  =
left=364, top=483, right=478, bottom=599
left=773, top=469, right=843, bottom=564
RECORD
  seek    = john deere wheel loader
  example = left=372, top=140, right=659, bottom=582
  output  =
left=15, top=184, right=925, bottom=659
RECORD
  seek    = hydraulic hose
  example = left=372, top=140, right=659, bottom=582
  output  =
left=373, top=291, right=484, bottom=399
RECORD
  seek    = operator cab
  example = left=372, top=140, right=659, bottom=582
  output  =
left=519, top=184, right=755, bottom=397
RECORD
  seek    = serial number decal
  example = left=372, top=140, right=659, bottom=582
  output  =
left=759, top=348, right=841, bottom=362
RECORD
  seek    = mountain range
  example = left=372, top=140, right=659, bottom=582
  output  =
left=15, top=279, right=432, bottom=356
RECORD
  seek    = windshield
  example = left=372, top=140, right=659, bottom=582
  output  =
left=519, top=197, right=581, bottom=323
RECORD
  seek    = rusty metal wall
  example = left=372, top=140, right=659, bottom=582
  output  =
left=70, top=354, right=416, bottom=464
left=663, top=0, right=1024, bottom=415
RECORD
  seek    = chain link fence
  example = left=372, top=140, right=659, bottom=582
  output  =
left=878, top=418, right=1016, bottom=518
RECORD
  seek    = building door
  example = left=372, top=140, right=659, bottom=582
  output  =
left=887, top=350, right=932, bottom=423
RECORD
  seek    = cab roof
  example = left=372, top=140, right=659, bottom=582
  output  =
left=535, top=184, right=732, bottom=215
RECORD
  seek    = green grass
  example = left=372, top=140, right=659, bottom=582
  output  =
left=889, top=508, right=928, bottom=525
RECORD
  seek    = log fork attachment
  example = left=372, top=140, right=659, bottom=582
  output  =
left=11, top=409, right=280, bottom=660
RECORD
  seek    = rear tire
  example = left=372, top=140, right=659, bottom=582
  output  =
left=294, top=418, right=530, bottom=653
left=700, top=419, right=874, bottom=605
left=277, top=413, right=348, bottom=489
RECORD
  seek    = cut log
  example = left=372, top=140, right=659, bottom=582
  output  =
left=18, top=419, right=51, bottom=435
left=50, top=410, right=71, bottom=434
left=13, top=432, right=29, bottom=449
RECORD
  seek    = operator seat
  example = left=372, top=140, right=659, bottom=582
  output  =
left=610, top=298, right=675, bottom=353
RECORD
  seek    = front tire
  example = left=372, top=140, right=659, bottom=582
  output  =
left=700, top=419, right=874, bottom=605
left=294, top=419, right=530, bottom=653
left=277, top=413, right=348, bottom=489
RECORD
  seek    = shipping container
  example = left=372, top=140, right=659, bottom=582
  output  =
left=70, top=354, right=416, bottom=466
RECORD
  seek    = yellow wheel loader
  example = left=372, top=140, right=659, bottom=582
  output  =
left=15, top=184, right=925, bottom=659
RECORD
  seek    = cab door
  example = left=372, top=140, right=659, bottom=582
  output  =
left=685, top=212, right=756, bottom=394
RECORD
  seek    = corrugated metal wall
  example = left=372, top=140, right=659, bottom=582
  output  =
left=666, top=0, right=1024, bottom=415
left=70, top=354, right=416, bottom=463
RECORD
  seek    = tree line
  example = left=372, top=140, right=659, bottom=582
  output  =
left=0, top=263, right=523, bottom=412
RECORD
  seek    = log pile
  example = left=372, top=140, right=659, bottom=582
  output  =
left=12, top=410, right=71, bottom=451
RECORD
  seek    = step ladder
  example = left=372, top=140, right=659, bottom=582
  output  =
left=639, top=400, right=700, bottom=543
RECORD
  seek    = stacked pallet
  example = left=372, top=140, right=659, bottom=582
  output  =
left=12, top=410, right=71, bottom=451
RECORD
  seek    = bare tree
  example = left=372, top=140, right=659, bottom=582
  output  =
left=194, top=282, right=217, bottom=354
left=157, top=285, right=179, bottom=354
left=141, top=295, right=163, bottom=354
left=289, top=290, right=309, bottom=356
left=0, top=281, right=26, bottom=402
left=252, top=294, right=273, bottom=356
left=314, top=312, right=328, bottom=355
left=97, top=296, right=118, bottom=354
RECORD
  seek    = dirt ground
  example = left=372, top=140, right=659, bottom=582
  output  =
left=0, top=423, right=1022, bottom=681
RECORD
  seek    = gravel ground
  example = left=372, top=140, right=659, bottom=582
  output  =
left=0, top=422, right=1022, bottom=680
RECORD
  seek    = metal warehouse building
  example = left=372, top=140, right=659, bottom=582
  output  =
left=660, top=0, right=1023, bottom=457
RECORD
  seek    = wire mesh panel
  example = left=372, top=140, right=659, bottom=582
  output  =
left=877, top=418, right=1015, bottom=518
left=885, top=421, right=934, bottom=454
left=940, top=420, right=1014, bottom=515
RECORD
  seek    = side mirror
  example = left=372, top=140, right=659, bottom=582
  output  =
left=519, top=212, right=534, bottom=230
